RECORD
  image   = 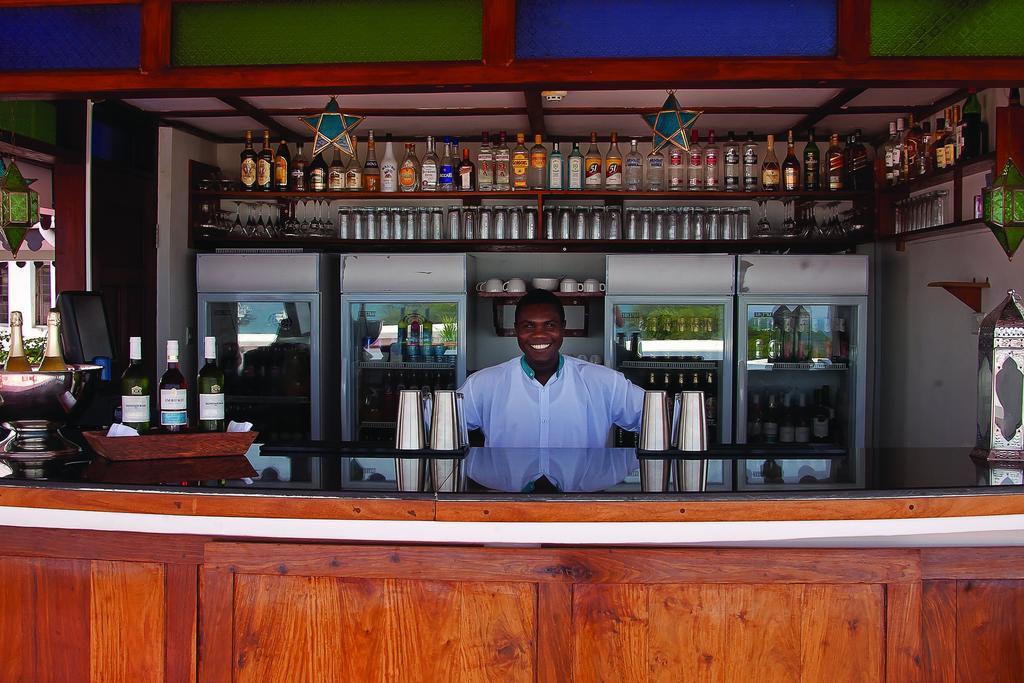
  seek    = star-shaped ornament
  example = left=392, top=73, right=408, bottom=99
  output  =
left=300, top=97, right=364, bottom=158
left=643, top=92, right=702, bottom=154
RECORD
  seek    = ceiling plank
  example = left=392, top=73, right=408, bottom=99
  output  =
left=482, top=0, right=515, bottom=67
left=912, top=88, right=969, bottom=122
left=116, top=99, right=232, bottom=143
left=217, top=96, right=299, bottom=142
left=525, top=90, right=545, bottom=136
left=153, top=107, right=530, bottom=118
left=792, top=88, right=866, bottom=134
left=837, top=0, right=870, bottom=64
left=139, top=0, right=171, bottom=74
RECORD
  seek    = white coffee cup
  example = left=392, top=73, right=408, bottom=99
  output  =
left=582, top=278, right=605, bottom=293
left=560, top=278, right=583, bottom=292
left=476, top=278, right=504, bottom=292
left=589, top=354, right=603, bottom=364
left=504, top=277, right=527, bottom=293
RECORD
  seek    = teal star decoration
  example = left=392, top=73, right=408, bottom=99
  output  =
left=643, top=92, right=702, bottom=154
left=299, top=97, right=364, bottom=158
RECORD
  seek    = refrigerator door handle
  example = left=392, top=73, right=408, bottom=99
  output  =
left=738, top=260, right=754, bottom=293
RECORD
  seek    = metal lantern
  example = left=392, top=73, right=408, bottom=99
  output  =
left=0, top=159, right=40, bottom=258
left=972, top=289, right=1024, bottom=485
left=982, top=158, right=1024, bottom=260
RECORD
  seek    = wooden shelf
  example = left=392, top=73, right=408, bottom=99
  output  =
left=879, top=152, right=995, bottom=196
left=476, top=291, right=604, bottom=299
left=927, top=278, right=990, bottom=313
left=879, top=219, right=986, bottom=244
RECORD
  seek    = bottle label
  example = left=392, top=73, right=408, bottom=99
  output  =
left=346, top=169, right=362, bottom=190
left=813, top=417, right=829, bottom=439
left=764, top=422, right=779, bottom=443
left=585, top=159, right=602, bottom=186
left=199, top=393, right=225, bottom=421
left=400, top=164, right=417, bottom=190
left=725, top=148, right=740, bottom=164
left=121, top=395, right=149, bottom=423
left=240, top=159, right=256, bottom=187
left=257, top=159, right=272, bottom=187
left=495, top=157, right=510, bottom=184
left=605, top=161, right=622, bottom=185
left=784, top=167, right=798, bottom=190
left=549, top=157, right=563, bottom=189
left=935, top=147, right=946, bottom=168
left=689, top=150, right=702, bottom=168
left=512, top=155, right=528, bottom=182
left=762, top=168, right=780, bottom=186
left=459, top=166, right=473, bottom=190
left=420, top=165, right=437, bottom=189
left=477, top=154, right=493, bottom=187
left=568, top=158, right=583, bottom=189
left=648, top=157, right=664, bottom=169
left=795, top=426, right=810, bottom=443
left=748, top=421, right=762, bottom=438
left=705, top=150, right=718, bottom=169
left=725, top=175, right=739, bottom=190
left=743, top=148, right=758, bottom=165
left=626, top=158, right=642, bottom=169
left=274, top=157, right=289, bottom=188
left=381, top=164, right=397, bottom=191
left=440, top=164, right=454, bottom=186
left=310, top=168, right=326, bottom=191
left=530, top=151, right=546, bottom=169
left=160, top=388, right=187, bottom=426
left=290, top=168, right=305, bottom=191
left=363, top=174, right=379, bottom=192
left=779, top=425, right=795, bottom=443
left=328, top=169, right=345, bottom=191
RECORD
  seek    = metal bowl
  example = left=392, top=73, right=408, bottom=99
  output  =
left=0, top=364, right=102, bottom=477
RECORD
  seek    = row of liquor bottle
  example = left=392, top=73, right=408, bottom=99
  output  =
left=359, top=369, right=457, bottom=423
left=238, top=127, right=872, bottom=195
left=749, top=307, right=850, bottom=365
left=747, top=386, right=836, bottom=445
left=881, top=97, right=989, bottom=186
left=118, top=336, right=225, bottom=434
left=614, top=369, right=720, bottom=447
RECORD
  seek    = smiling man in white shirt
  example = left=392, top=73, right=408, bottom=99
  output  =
left=459, top=288, right=645, bottom=449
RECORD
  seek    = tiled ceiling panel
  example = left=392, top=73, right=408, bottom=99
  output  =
left=247, top=92, right=526, bottom=111
left=544, top=89, right=840, bottom=109
left=844, top=88, right=958, bottom=107
left=162, top=116, right=262, bottom=137
left=123, top=97, right=233, bottom=113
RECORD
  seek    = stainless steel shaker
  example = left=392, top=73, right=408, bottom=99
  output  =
left=638, top=390, right=671, bottom=492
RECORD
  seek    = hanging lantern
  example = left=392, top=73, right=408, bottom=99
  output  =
left=982, top=158, right=1024, bottom=260
left=971, top=289, right=1024, bottom=485
left=0, top=159, right=40, bottom=258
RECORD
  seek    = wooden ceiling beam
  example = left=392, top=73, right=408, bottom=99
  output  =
left=792, top=88, right=866, bottom=134
left=912, top=88, right=970, bottom=122
left=525, top=89, right=545, bottom=136
left=217, top=96, right=300, bottom=142
left=115, top=99, right=233, bottom=144
left=482, top=0, right=515, bottom=67
left=158, top=107, right=530, bottom=118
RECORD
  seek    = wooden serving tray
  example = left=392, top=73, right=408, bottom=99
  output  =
left=82, top=430, right=259, bottom=462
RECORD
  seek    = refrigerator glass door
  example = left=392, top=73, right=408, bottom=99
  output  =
left=606, top=298, right=733, bottom=490
left=738, top=300, right=863, bottom=488
left=342, top=296, right=465, bottom=489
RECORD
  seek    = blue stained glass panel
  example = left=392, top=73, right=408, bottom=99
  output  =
left=516, top=0, right=836, bottom=59
left=0, top=5, right=140, bottom=70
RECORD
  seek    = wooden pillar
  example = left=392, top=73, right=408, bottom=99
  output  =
left=52, top=100, right=87, bottom=293
left=995, top=98, right=1024, bottom=173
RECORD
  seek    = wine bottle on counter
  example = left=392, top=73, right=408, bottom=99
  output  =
left=159, top=340, right=188, bottom=433
left=197, top=336, right=225, bottom=433
left=37, top=310, right=68, bottom=372
left=120, top=336, right=150, bottom=433
left=4, top=311, right=32, bottom=372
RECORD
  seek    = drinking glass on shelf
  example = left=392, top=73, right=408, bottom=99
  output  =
left=417, top=208, right=431, bottom=240
left=493, top=206, right=507, bottom=240
left=653, top=208, right=666, bottom=240
left=721, top=207, right=735, bottom=240
left=559, top=207, right=572, bottom=240
left=754, top=200, right=772, bottom=238
left=679, top=206, right=693, bottom=240
left=337, top=207, right=351, bottom=239
left=403, top=208, right=416, bottom=240
left=737, top=207, right=751, bottom=240
left=692, top=207, right=705, bottom=240
left=933, top=190, right=947, bottom=228
left=352, top=208, right=365, bottom=239
left=229, top=201, right=244, bottom=236
left=606, top=207, right=622, bottom=240
left=378, top=207, right=392, bottom=240
left=238, top=202, right=254, bottom=236
left=667, top=207, right=680, bottom=240
left=590, top=207, right=604, bottom=240
left=321, top=201, right=335, bottom=237
left=625, top=208, right=639, bottom=240
left=543, top=208, right=556, bottom=239
left=640, top=208, right=652, bottom=240
left=525, top=208, right=538, bottom=239
left=365, top=206, right=378, bottom=239
left=781, top=200, right=797, bottom=238
left=479, top=206, right=492, bottom=240
left=509, top=206, right=523, bottom=239
left=463, top=207, right=477, bottom=240
left=389, top=207, right=402, bottom=240
left=446, top=206, right=462, bottom=240
left=430, top=208, right=444, bottom=240
left=574, top=207, right=587, bottom=240
left=706, top=207, right=721, bottom=240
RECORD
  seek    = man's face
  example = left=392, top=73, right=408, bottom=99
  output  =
left=515, top=303, right=565, bottom=367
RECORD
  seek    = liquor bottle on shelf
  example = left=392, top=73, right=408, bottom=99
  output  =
left=778, top=394, right=795, bottom=443
left=397, top=307, right=408, bottom=360
left=962, top=88, right=985, bottom=159
left=902, top=115, right=922, bottom=180
left=882, top=121, right=898, bottom=185
left=668, top=143, right=685, bottom=191
left=831, top=317, right=849, bottom=364
left=159, top=340, right=188, bottom=433
left=528, top=134, right=547, bottom=190
left=494, top=131, right=511, bottom=191
left=704, top=129, right=720, bottom=190
left=240, top=130, right=257, bottom=191
left=747, top=393, right=763, bottom=443
left=344, top=136, right=361, bottom=191
left=704, top=370, right=717, bottom=443
left=947, top=106, right=960, bottom=166
left=782, top=130, right=800, bottom=192
left=687, top=129, right=703, bottom=191
left=723, top=131, right=740, bottom=192
left=646, top=143, right=665, bottom=191
left=257, top=130, right=273, bottom=191
left=380, top=133, right=398, bottom=192
left=763, top=394, right=779, bottom=444
left=328, top=148, right=345, bottom=191
left=893, top=117, right=906, bottom=183
left=4, top=311, right=31, bottom=371
left=37, top=310, right=67, bottom=372
left=290, top=142, right=307, bottom=192
left=420, top=135, right=438, bottom=191
left=309, top=151, right=327, bottom=192
left=408, top=312, right=422, bottom=361
left=826, top=133, right=844, bottom=191
left=477, top=131, right=494, bottom=191
left=439, top=136, right=455, bottom=191
left=120, top=336, right=150, bottom=432
left=511, top=133, right=530, bottom=190
left=457, top=147, right=476, bottom=191
left=399, top=143, right=420, bottom=192
left=918, top=122, right=933, bottom=177
left=197, top=336, right=225, bottom=433
left=848, top=129, right=871, bottom=191
left=273, top=139, right=290, bottom=192
left=363, top=130, right=380, bottom=191
left=761, top=134, right=780, bottom=191
left=605, top=132, right=623, bottom=191
left=812, top=387, right=830, bottom=443
left=803, top=128, right=820, bottom=191
left=548, top=141, right=564, bottom=190
left=794, top=305, right=812, bottom=361
left=931, top=117, right=949, bottom=169
left=566, top=141, right=584, bottom=190
left=584, top=132, right=603, bottom=190
left=795, top=393, right=811, bottom=444
left=742, top=131, right=759, bottom=192
left=624, top=138, right=643, bottom=191
left=769, top=305, right=790, bottom=362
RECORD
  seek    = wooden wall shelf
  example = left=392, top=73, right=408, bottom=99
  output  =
left=879, top=152, right=995, bottom=197
left=928, top=278, right=990, bottom=312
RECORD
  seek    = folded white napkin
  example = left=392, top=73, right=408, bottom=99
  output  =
left=106, top=423, right=140, bottom=437
left=227, top=421, right=253, bottom=433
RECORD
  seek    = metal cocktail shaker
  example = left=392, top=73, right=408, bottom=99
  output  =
left=428, top=390, right=466, bottom=492
left=638, top=390, right=671, bottom=492
left=673, top=390, right=709, bottom=492
left=394, top=389, right=426, bottom=491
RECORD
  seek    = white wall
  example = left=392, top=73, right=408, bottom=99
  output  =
left=156, top=127, right=217, bottom=380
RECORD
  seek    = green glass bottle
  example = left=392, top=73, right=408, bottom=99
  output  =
left=197, top=336, right=225, bottom=432
left=120, top=336, right=150, bottom=432
left=803, top=128, right=820, bottom=191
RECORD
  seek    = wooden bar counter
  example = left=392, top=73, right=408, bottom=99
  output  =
left=1, top=446, right=1022, bottom=682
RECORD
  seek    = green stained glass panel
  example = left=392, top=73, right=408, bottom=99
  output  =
left=172, top=0, right=482, bottom=66
left=0, top=101, right=57, bottom=146
left=872, top=0, right=1024, bottom=56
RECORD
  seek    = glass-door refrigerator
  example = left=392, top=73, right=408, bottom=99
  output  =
left=605, top=255, right=736, bottom=490
left=340, top=254, right=468, bottom=489
left=735, top=255, right=869, bottom=490
left=197, top=253, right=339, bottom=487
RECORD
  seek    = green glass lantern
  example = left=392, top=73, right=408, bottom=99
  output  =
left=0, top=159, right=40, bottom=258
left=983, top=158, right=1024, bottom=260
